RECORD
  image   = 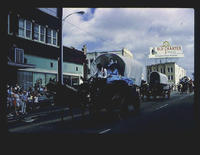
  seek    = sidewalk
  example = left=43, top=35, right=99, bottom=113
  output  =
left=7, top=104, right=69, bottom=124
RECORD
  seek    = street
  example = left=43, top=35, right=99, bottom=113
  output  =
left=8, top=91, right=196, bottom=134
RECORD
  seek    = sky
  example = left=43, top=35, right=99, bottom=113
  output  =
left=62, top=8, right=194, bottom=79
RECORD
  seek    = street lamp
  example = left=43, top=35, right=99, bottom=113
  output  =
left=62, top=11, right=85, bottom=22
left=58, top=10, right=85, bottom=85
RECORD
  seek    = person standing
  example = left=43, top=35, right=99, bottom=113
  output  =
left=27, top=93, right=33, bottom=112
left=34, top=93, right=39, bottom=110
left=14, top=90, right=20, bottom=116
left=20, top=91, right=27, bottom=114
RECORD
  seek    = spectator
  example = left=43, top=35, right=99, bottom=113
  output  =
left=27, top=93, right=33, bottom=112
left=12, top=89, right=19, bottom=116
left=7, top=93, right=13, bottom=116
left=20, top=91, right=27, bottom=114
left=34, top=93, right=39, bottom=109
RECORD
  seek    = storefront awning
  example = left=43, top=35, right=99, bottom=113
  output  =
left=8, top=61, right=36, bottom=69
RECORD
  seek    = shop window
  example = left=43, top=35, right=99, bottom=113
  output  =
left=17, top=71, right=33, bottom=90
left=72, top=77, right=79, bottom=87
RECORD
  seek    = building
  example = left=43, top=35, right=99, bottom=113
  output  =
left=7, top=8, right=85, bottom=90
left=86, top=48, right=133, bottom=78
left=146, top=62, right=186, bottom=85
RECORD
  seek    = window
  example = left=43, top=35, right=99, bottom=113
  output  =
left=75, top=66, right=79, bottom=71
left=47, top=28, right=57, bottom=45
left=168, top=76, right=170, bottom=80
left=52, top=30, right=57, bottom=45
left=40, top=26, right=45, bottom=42
left=50, top=62, right=53, bottom=68
left=15, top=48, right=24, bottom=63
left=171, top=75, right=173, bottom=80
left=8, top=14, right=10, bottom=34
left=18, top=18, right=32, bottom=39
left=171, top=67, right=173, bottom=73
left=161, top=68, right=163, bottom=73
left=18, top=18, right=25, bottom=37
left=34, top=24, right=46, bottom=43
left=26, top=20, right=32, bottom=38
left=47, top=28, right=52, bottom=44
left=34, top=24, right=39, bottom=40
left=168, top=67, right=170, bottom=73
left=17, top=71, right=33, bottom=91
left=72, top=77, right=79, bottom=86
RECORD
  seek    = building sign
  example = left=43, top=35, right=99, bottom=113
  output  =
left=149, top=41, right=184, bottom=58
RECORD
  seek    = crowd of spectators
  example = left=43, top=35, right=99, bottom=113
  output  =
left=7, top=82, right=47, bottom=117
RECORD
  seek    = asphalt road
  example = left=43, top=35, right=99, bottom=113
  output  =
left=8, top=91, right=197, bottom=134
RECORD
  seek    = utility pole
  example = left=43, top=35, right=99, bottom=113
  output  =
left=194, top=8, right=200, bottom=128
left=58, top=9, right=84, bottom=85
left=58, top=8, right=63, bottom=85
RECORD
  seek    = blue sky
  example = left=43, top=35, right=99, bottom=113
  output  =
left=62, top=8, right=194, bottom=79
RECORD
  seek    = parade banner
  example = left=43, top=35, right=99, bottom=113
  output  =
left=149, top=41, right=184, bottom=58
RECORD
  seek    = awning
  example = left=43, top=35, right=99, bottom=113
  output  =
left=8, top=61, right=36, bottom=69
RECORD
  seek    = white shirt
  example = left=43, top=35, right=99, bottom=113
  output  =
left=34, top=96, right=38, bottom=103
left=95, top=68, right=107, bottom=78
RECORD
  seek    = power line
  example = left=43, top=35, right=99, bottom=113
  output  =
left=64, top=20, right=108, bottom=42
